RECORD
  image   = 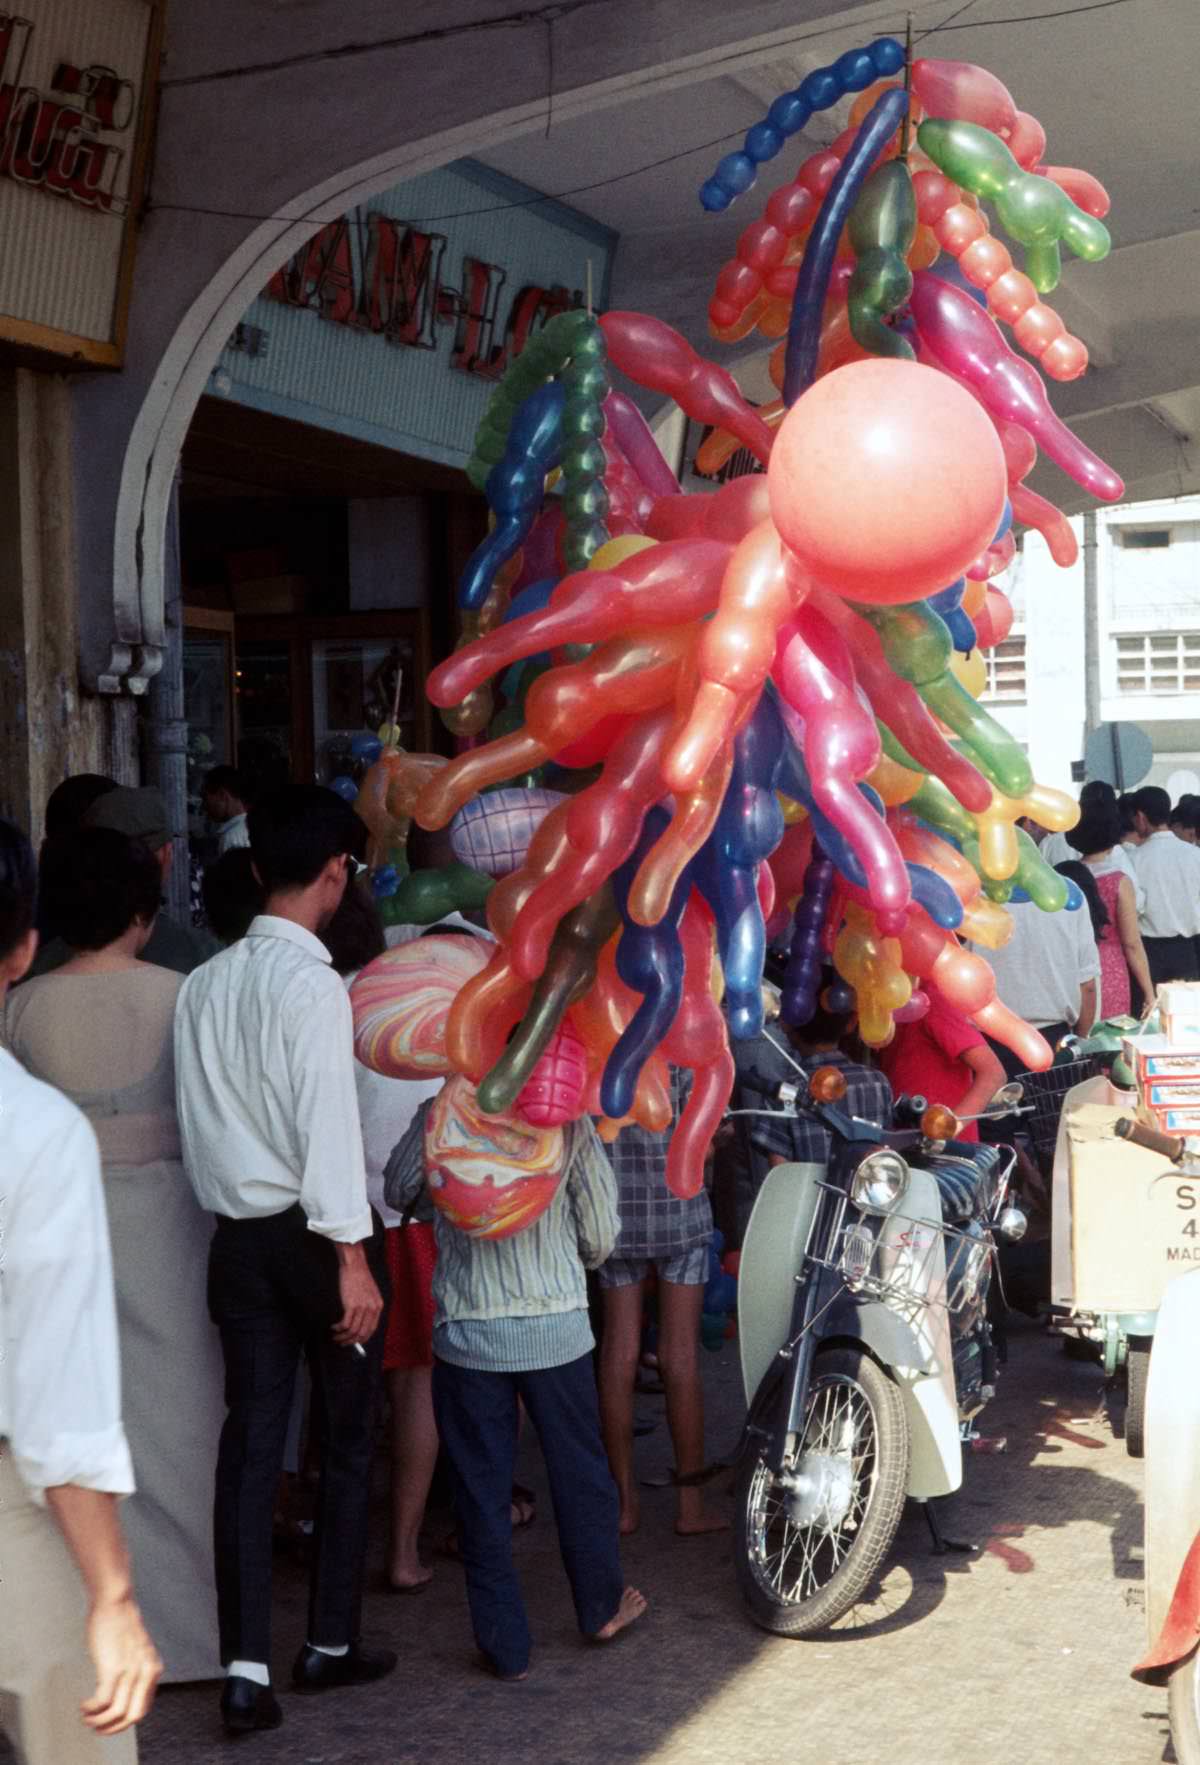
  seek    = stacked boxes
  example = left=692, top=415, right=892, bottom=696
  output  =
left=1126, top=1009, right=1200, bottom=1133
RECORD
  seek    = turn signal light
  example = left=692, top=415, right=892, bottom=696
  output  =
left=809, top=1065, right=848, bottom=1104
left=922, top=1103, right=960, bottom=1142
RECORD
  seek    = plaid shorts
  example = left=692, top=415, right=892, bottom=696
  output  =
left=597, top=1245, right=709, bottom=1290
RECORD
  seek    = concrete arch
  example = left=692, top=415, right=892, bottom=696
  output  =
left=71, top=0, right=873, bottom=691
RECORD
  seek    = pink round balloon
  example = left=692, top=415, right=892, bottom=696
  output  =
left=769, top=360, right=1007, bottom=604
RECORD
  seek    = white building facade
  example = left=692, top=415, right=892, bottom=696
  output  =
left=983, top=495, right=1200, bottom=797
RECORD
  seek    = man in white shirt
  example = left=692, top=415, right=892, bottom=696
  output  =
left=0, top=818, right=161, bottom=1763
left=1132, top=785, right=1200, bottom=986
left=975, top=897, right=1101, bottom=1074
left=175, top=785, right=395, bottom=1736
left=202, top=765, right=252, bottom=854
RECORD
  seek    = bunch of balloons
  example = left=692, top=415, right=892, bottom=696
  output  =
left=350, top=42, right=1123, bottom=1209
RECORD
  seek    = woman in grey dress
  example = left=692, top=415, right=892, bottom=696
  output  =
left=5, top=827, right=222, bottom=1682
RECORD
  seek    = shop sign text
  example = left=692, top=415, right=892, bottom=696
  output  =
left=0, top=12, right=137, bottom=214
left=264, top=213, right=581, bottom=379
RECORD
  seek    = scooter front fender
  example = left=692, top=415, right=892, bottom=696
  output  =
left=1136, top=1268, right=1200, bottom=1679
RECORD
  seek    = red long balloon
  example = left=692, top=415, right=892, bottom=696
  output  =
left=601, top=311, right=775, bottom=467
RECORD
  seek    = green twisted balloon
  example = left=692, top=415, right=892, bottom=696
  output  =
left=848, top=161, right=916, bottom=360
left=917, top=118, right=1110, bottom=295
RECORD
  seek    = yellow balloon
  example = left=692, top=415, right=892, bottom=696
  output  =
left=588, top=534, right=658, bottom=572
left=950, top=648, right=987, bottom=700
left=866, top=754, right=924, bottom=806
left=777, top=792, right=807, bottom=826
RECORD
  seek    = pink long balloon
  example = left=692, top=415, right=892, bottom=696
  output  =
left=774, top=606, right=911, bottom=934
left=911, top=58, right=1017, bottom=138
left=601, top=311, right=775, bottom=467
left=910, top=270, right=1124, bottom=503
left=603, top=391, right=681, bottom=501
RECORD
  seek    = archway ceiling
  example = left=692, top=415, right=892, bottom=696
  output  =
left=477, top=0, right=1200, bottom=511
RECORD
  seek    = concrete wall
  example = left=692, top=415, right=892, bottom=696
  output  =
left=67, top=0, right=872, bottom=695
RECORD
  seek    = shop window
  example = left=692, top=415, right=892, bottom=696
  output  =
left=1116, top=527, right=1173, bottom=549
left=1115, top=631, right=1200, bottom=694
left=980, top=637, right=1026, bottom=703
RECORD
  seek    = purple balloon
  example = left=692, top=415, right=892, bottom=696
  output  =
left=603, top=391, right=681, bottom=501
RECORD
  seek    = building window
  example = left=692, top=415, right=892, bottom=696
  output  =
left=980, top=637, right=1026, bottom=703
left=1115, top=631, right=1200, bottom=694
left=1116, top=526, right=1173, bottom=549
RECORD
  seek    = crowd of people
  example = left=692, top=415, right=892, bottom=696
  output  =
left=0, top=773, right=724, bottom=1758
left=5, top=764, right=1200, bottom=1759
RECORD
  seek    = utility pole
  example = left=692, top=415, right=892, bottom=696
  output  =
left=1083, top=509, right=1102, bottom=743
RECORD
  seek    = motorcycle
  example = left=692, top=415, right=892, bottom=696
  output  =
left=731, top=1038, right=1027, bottom=1636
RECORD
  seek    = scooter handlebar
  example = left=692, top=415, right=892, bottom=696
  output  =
left=1114, top=1117, right=1185, bottom=1164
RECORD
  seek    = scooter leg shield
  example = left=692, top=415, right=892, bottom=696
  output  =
left=738, top=1160, right=822, bottom=1407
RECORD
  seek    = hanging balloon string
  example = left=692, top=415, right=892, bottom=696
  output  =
left=782, top=85, right=909, bottom=406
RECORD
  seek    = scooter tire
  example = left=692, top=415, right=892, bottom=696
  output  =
left=1169, top=1649, right=1200, bottom=1765
left=1125, top=1338, right=1151, bottom=1460
left=734, top=1347, right=910, bottom=1637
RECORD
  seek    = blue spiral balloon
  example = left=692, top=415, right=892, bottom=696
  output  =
left=699, top=37, right=905, bottom=211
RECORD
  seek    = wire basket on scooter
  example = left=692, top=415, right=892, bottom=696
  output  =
left=809, top=1184, right=987, bottom=1320
left=1019, top=1056, right=1107, bottom=1162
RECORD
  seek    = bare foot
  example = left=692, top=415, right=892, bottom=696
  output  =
left=478, top=1652, right=529, bottom=1682
left=618, top=1493, right=640, bottom=1537
left=591, top=1586, right=648, bottom=1642
left=388, top=1565, right=433, bottom=1593
left=675, top=1504, right=729, bottom=1537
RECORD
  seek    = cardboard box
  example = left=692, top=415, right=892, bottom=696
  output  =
left=1065, top=1100, right=1200, bottom=1309
left=1146, top=1082, right=1200, bottom=1108
left=1148, top=1105, right=1200, bottom=1133
left=1126, top=1035, right=1200, bottom=1082
left=1159, top=986, right=1200, bottom=1043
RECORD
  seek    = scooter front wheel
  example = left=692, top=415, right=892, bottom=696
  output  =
left=734, top=1347, right=910, bottom=1636
left=1169, top=1649, right=1200, bottom=1765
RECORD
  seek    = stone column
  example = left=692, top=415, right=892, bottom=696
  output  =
left=0, top=368, right=137, bottom=843
left=142, top=474, right=191, bottom=926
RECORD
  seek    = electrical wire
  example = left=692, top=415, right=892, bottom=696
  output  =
left=146, top=0, right=1139, bottom=229
left=160, top=2, right=604, bottom=90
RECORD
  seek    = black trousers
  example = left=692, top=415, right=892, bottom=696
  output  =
left=1144, top=934, right=1200, bottom=989
left=207, top=1206, right=389, bottom=1665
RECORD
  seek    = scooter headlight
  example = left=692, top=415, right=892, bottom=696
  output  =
left=850, top=1149, right=910, bottom=1213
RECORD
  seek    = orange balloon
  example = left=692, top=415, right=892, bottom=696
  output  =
left=768, top=361, right=1007, bottom=605
left=962, top=577, right=987, bottom=617
left=959, top=234, right=1009, bottom=287
left=1042, top=334, right=1088, bottom=380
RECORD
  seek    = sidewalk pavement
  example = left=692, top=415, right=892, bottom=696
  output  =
left=7, top=1318, right=1168, bottom=1765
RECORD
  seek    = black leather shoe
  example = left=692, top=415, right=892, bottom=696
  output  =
left=220, top=1677, right=283, bottom=1734
left=291, top=1642, right=398, bottom=1693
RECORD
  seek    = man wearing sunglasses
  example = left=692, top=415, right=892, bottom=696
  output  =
left=174, top=786, right=394, bottom=1736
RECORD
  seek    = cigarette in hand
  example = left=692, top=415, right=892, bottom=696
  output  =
left=352, top=1342, right=367, bottom=1358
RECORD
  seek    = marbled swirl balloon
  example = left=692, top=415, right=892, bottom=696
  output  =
left=424, top=1075, right=567, bottom=1240
left=351, top=935, right=490, bottom=1079
left=449, top=787, right=567, bottom=878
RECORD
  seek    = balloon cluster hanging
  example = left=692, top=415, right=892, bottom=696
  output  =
left=350, top=40, right=1123, bottom=1219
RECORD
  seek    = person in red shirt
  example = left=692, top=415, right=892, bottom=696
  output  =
left=879, top=986, right=1005, bottom=1142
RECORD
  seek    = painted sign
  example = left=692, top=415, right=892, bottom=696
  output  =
left=0, top=0, right=161, bottom=365
left=215, top=161, right=617, bottom=474
left=264, top=211, right=580, bottom=381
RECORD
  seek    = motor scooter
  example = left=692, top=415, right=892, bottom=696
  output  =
left=731, top=1038, right=1025, bottom=1636
left=1128, top=1116, right=1200, bottom=1761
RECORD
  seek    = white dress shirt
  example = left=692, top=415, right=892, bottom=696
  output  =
left=0, top=1047, right=134, bottom=1504
left=174, top=915, right=372, bottom=1242
left=975, top=901, right=1101, bottom=1028
left=216, top=812, right=250, bottom=854
left=1132, top=831, right=1200, bottom=939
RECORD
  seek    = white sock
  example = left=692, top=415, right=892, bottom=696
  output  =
left=227, top=1660, right=270, bottom=1686
left=309, top=1642, right=349, bottom=1658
